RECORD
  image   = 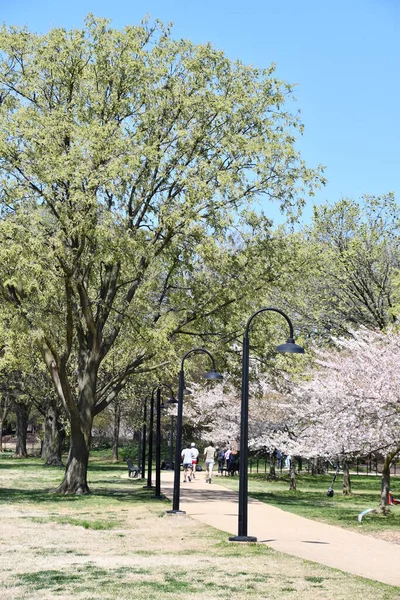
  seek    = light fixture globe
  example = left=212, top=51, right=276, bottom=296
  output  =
left=276, top=338, right=305, bottom=354
left=203, top=369, right=224, bottom=381
left=167, top=396, right=178, bottom=404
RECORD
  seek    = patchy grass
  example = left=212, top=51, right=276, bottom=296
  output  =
left=28, top=515, right=121, bottom=530
left=0, top=455, right=399, bottom=599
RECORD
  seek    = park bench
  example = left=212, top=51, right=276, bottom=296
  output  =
left=126, top=458, right=139, bottom=478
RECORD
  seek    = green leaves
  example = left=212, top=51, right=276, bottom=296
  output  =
left=0, top=15, right=322, bottom=414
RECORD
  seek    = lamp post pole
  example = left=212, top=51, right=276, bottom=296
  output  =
left=145, top=391, right=155, bottom=489
left=141, top=398, right=147, bottom=480
left=152, top=384, right=175, bottom=498
left=229, top=307, right=304, bottom=542
left=170, top=366, right=185, bottom=513
left=167, top=348, right=223, bottom=515
left=154, top=387, right=162, bottom=498
left=169, top=414, right=174, bottom=470
left=137, top=429, right=141, bottom=472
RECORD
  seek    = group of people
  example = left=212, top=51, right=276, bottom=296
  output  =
left=216, top=446, right=239, bottom=476
left=181, top=441, right=239, bottom=484
left=181, top=442, right=199, bottom=482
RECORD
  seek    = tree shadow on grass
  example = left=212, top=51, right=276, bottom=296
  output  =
left=0, top=483, right=166, bottom=505
left=87, top=464, right=128, bottom=472
left=0, top=461, right=54, bottom=470
left=250, top=490, right=383, bottom=527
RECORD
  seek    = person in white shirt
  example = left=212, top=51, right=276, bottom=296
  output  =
left=203, top=442, right=216, bottom=483
left=190, top=442, right=199, bottom=479
left=181, top=442, right=194, bottom=482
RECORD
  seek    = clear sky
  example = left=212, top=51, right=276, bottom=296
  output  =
left=1, top=0, right=399, bottom=224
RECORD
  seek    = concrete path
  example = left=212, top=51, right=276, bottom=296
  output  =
left=161, top=471, right=400, bottom=587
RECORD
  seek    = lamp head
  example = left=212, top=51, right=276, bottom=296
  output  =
left=167, top=395, right=178, bottom=404
left=276, top=337, right=305, bottom=354
left=203, top=369, right=224, bottom=381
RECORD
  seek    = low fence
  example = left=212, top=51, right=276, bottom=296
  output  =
left=248, top=455, right=400, bottom=476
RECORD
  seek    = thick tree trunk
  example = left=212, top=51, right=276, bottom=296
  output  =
left=15, top=403, right=29, bottom=457
left=289, top=460, right=297, bottom=490
left=112, top=401, right=121, bottom=463
left=41, top=402, right=64, bottom=467
left=56, top=418, right=92, bottom=494
left=342, top=458, right=352, bottom=495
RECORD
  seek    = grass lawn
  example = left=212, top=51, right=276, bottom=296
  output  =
left=219, top=471, right=400, bottom=537
left=0, top=453, right=399, bottom=599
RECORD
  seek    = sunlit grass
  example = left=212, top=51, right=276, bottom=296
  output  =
left=220, top=471, right=400, bottom=532
left=1, top=453, right=399, bottom=599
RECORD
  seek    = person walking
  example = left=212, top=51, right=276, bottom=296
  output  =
left=224, top=446, right=232, bottom=474
left=190, top=442, right=199, bottom=479
left=203, top=441, right=216, bottom=483
left=217, top=446, right=226, bottom=476
left=181, top=442, right=194, bottom=482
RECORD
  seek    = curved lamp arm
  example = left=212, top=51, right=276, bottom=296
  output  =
left=151, top=383, right=176, bottom=402
left=180, top=347, right=217, bottom=371
left=245, top=307, right=294, bottom=339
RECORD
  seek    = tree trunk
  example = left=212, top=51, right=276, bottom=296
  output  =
left=379, top=449, right=400, bottom=513
left=56, top=417, right=92, bottom=494
left=342, top=458, right=352, bottom=495
left=379, top=447, right=400, bottom=513
left=268, top=451, right=276, bottom=480
left=380, top=455, right=391, bottom=514
left=311, top=457, right=326, bottom=475
left=41, top=401, right=64, bottom=467
left=112, top=401, right=121, bottom=463
left=15, top=403, right=29, bottom=457
left=289, top=460, right=296, bottom=490
left=0, top=394, right=10, bottom=452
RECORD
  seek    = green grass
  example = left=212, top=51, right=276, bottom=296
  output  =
left=220, top=471, right=400, bottom=532
left=1, top=453, right=400, bottom=599
left=29, top=515, right=121, bottom=529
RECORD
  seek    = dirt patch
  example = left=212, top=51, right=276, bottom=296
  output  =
left=367, top=530, right=400, bottom=544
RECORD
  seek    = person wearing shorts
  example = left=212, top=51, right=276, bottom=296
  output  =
left=181, top=442, right=194, bottom=482
left=190, top=442, right=199, bottom=479
left=203, top=442, right=216, bottom=483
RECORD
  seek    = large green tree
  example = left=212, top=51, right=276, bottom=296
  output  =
left=276, top=195, right=400, bottom=341
left=0, top=17, right=323, bottom=493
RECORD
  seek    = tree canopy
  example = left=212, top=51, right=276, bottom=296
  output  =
left=0, top=16, right=322, bottom=492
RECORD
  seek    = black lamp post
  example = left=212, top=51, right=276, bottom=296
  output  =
left=143, top=385, right=176, bottom=492
left=229, top=307, right=304, bottom=542
left=144, top=391, right=155, bottom=489
left=153, top=384, right=176, bottom=499
left=141, top=397, right=147, bottom=480
left=167, top=348, right=223, bottom=514
left=168, top=414, right=175, bottom=470
left=137, top=427, right=142, bottom=473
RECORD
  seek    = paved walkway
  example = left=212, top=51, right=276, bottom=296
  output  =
left=161, top=471, right=400, bottom=587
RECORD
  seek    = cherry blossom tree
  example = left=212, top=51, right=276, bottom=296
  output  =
left=253, top=328, right=400, bottom=508
left=180, top=379, right=240, bottom=447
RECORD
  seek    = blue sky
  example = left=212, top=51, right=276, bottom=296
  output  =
left=1, top=0, right=399, bottom=224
